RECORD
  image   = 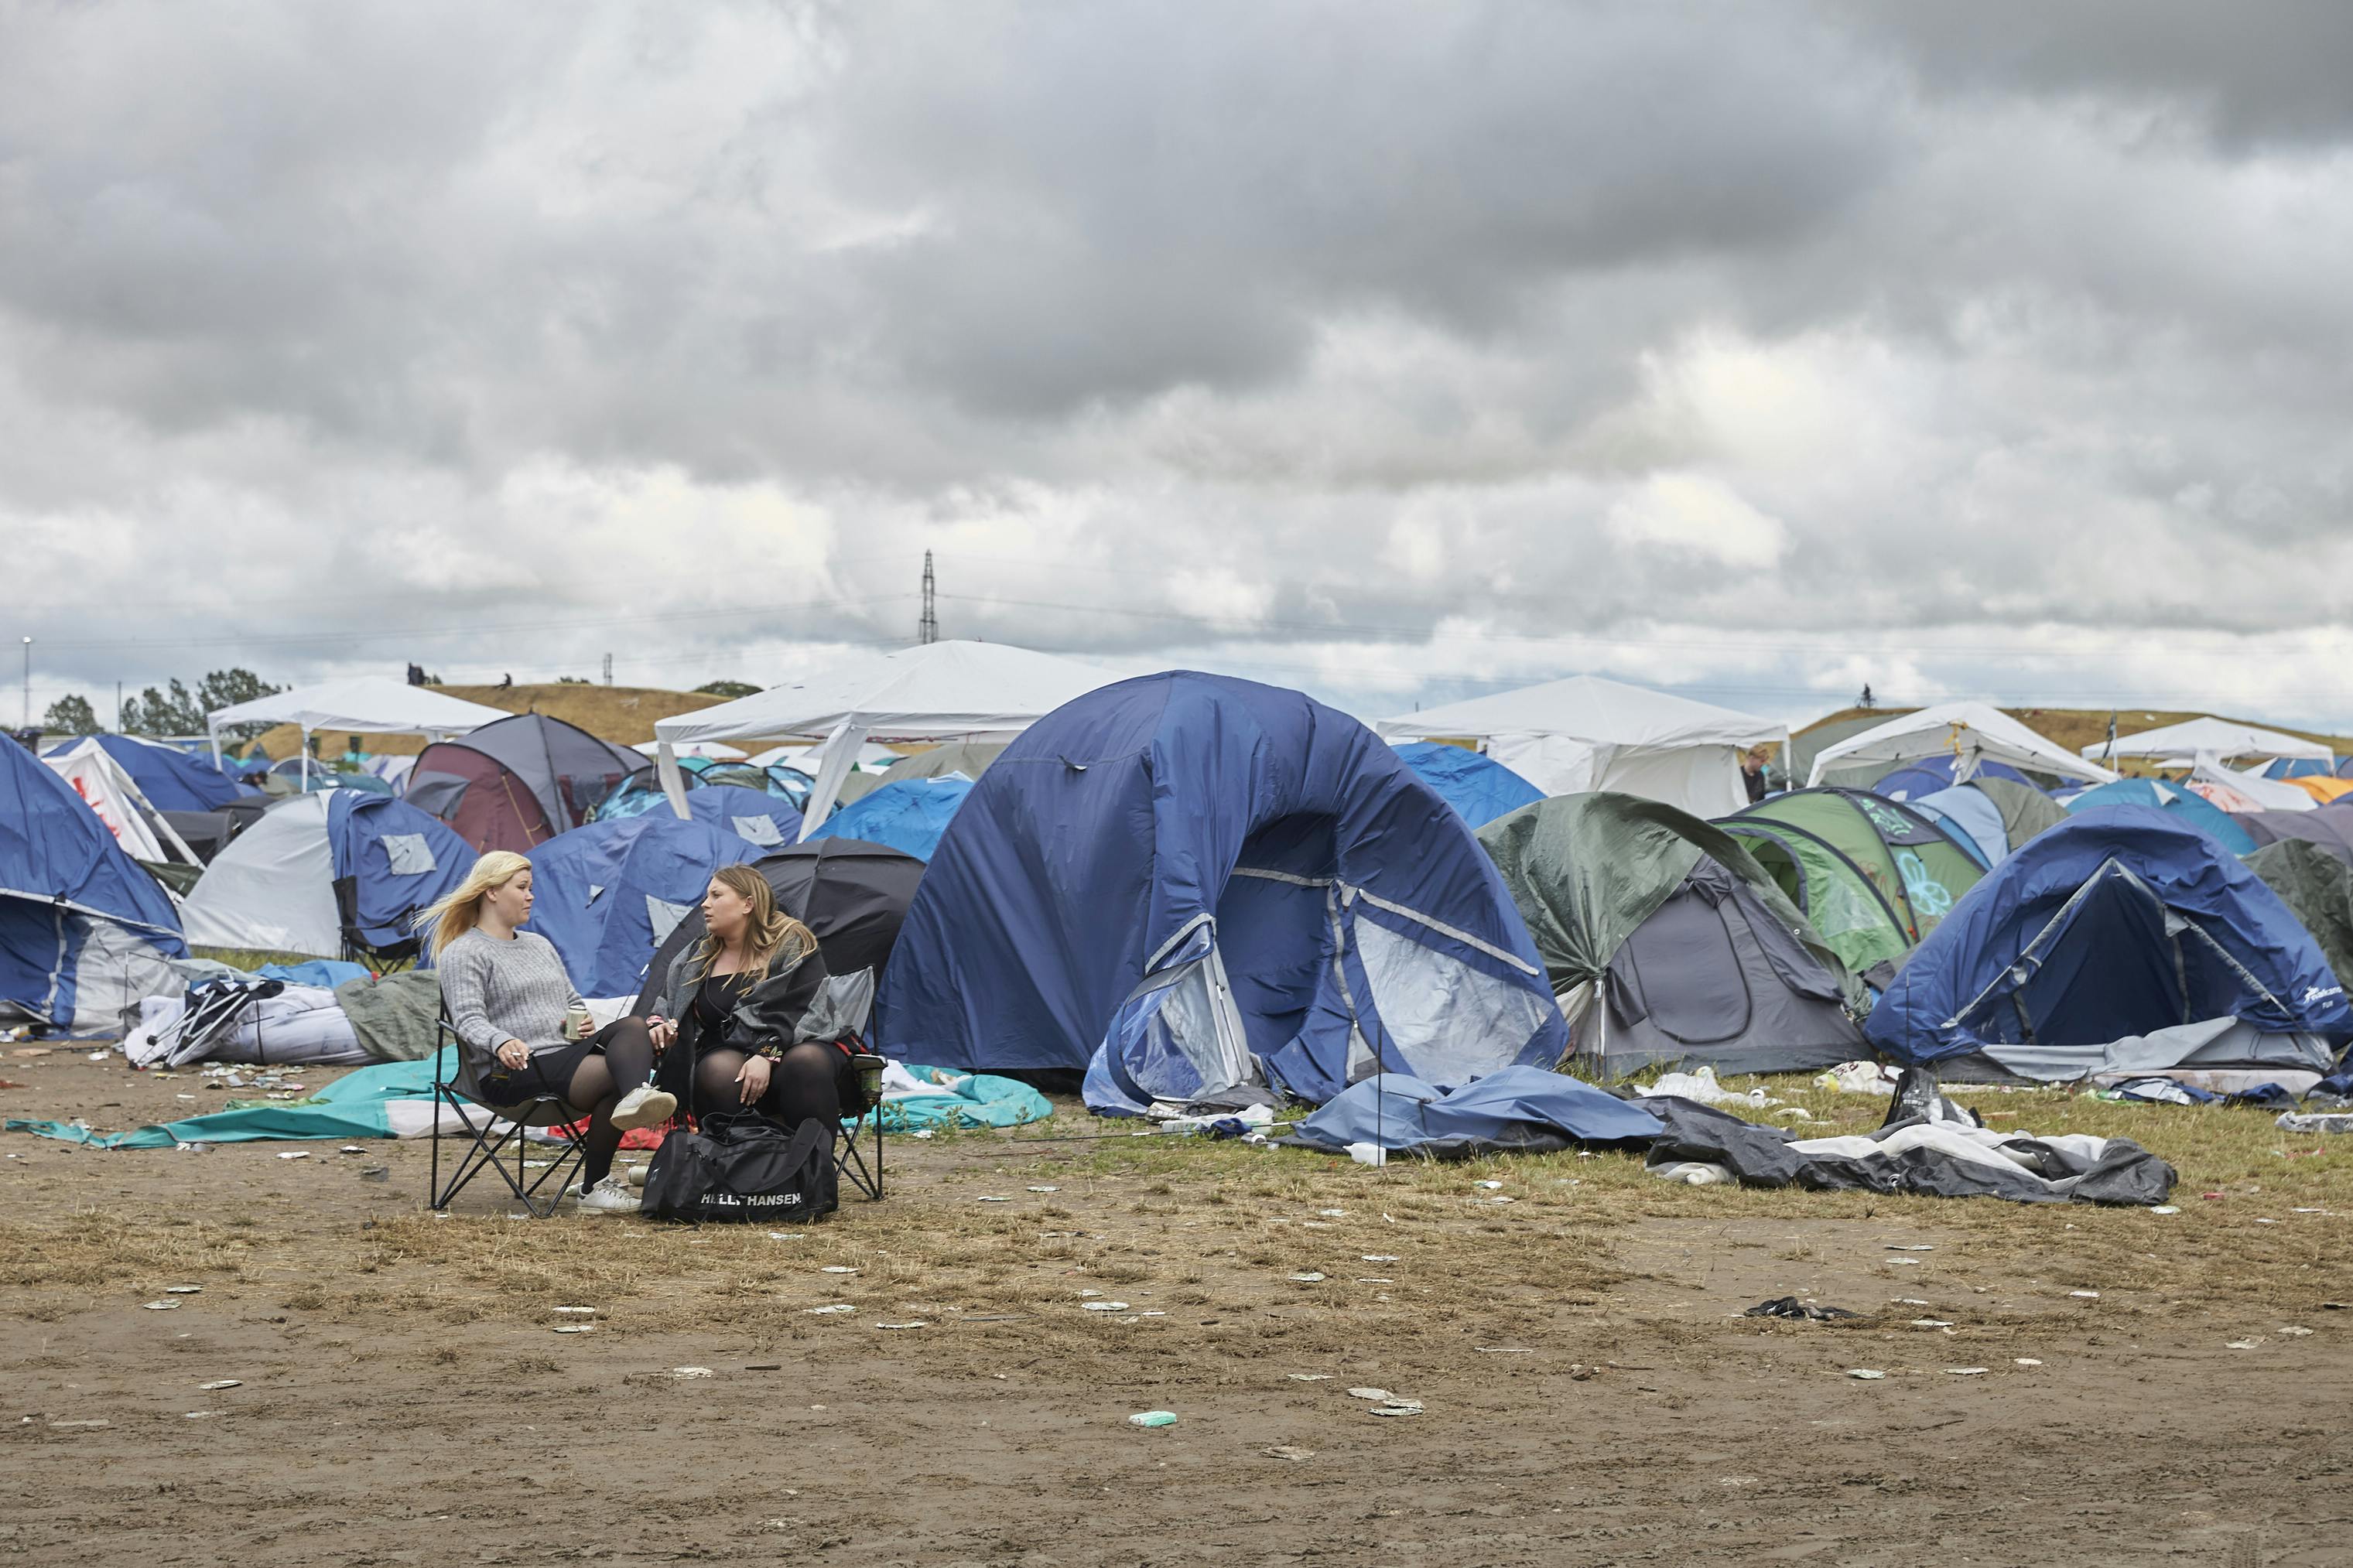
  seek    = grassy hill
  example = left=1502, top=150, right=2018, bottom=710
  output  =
left=245, top=683, right=727, bottom=761
left=1797, top=705, right=2353, bottom=771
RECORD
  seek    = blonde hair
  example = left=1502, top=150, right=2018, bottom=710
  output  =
left=415, top=850, right=534, bottom=958
left=690, top=863, right=816, bottom=986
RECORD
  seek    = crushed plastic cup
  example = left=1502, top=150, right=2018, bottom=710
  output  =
left=1081, top=1301, right=1130, bottom=1312
left=1128, top=1410, right=1178, bottom=1428
left=1846, top=1369, right=1886, bottom=1380
left=1344, top=1143, right=1387, bottom=1167
left=199, top=1380, right=241, bottom=1390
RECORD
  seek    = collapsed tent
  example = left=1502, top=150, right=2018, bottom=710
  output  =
left=0, top=735, right=187, bottom=1033
left=1290, top=1066, right=1663, bottom=1158
left=405, top=712, right=642, bottom=853
left=1375, top=675, right=1786, bottom=818
left=180, top=791, right=477, bottom=962
left=2246, top=840, right=2353, bottom=1001
left=45, top=733, right=255, bottom=811
left=632, top=837, right=928, bottom=1014
left=42, top=736, right=201, bottom=867
left=1715, top=787, right=1985, bottom=980
left=1478, top=793, right=1864, bottom=1078
left=878, top=671, right=1565, bottom=1108
left=1866, top=808, right=2351, bottom=1081
left=1644, top=1095, right=2177, bottom=1206
left=525, top=815, right=755, bottom=998
left=1808, top=702, right=2116, bottom=791
left=1393, top=741, right=1544, bottom=828
left=803, top=777, right=971, bottom=862
left=2064, top=778, right=2256, bottom=856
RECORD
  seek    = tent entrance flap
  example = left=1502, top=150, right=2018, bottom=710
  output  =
left=1094, top=931, right=1254, bottom=1109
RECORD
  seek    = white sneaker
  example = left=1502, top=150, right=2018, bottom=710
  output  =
left=576, top=1175, right=641, bottom=1214
left=610, top=1083, right=677, bottom=1132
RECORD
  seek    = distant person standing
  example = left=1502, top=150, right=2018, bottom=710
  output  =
left=1741, top=745, right=1773, bottom=804
left=405, top=661, right=425, bottom=687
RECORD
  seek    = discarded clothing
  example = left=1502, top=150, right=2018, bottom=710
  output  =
left=2276, top=1111, right=2353, bottom=1135
left=1643, top=1096, right=2177, bottom=1205
left=1289, top=1067, right=1663, bottom=1160
left=332, top=969, right=449, bottom=1061
left=1743, top=1297, right=1859, bottom=1321
left=1637, top=1066, right=1775, bottom=1109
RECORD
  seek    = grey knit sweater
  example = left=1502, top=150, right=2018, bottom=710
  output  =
left=437, top=927, right=585, bottom=1074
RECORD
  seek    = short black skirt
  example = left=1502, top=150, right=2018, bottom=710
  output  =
left=478, top=1037, right=598, bottom=1109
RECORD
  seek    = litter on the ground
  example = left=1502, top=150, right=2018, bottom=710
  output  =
left=2153, top=1205, right=2180, bottom=1214
left=1288, top=1373, right=1331, bottom=1381
left=1081, top=1301, right=1130, bottom=1312
left=1361, top=1254, right=1399, bottom=1262
left=276, top=1150, right=309, bottom=1160
left=199, top=1379, right=241, bottom=1390
left=1367, top=1403, right=1423, bottom=1418
left=2279, top=1325, right=2314, bottom=1336
left=1910, top=1319, right=1955, bottom=1329
left=2225, top=1338, right=2262, bottom=1349
left=1945, top=1367, right=1989, bottom=1375
left=1346, top=1386, right=1392, bottom=1400
left=2015, top=1358, right=2043, bottom=1366
left=1476, top=1346, right=1534, bottom=1354
left=1027, top=1185, right=1058, bottom=1193
left=165, top=1285, right=202, bottom=1294
left=1638, top=1066, right=1775, bottom=1109
left=142, top=1300, right=180, bottom=1310
left=552, top=1324, right=594, bottom=1334
left=1743, top=1296, right=1859, bottom=1321
left=803, top=1304, right=856, bottom=1315
left=1128, top=1410, right=1177, bottom=1428
left=974, top=1194, right=1011, bottom=1202
left=1886, top=1244, right=1934, bottom=1252
left=1265, top=1446, right=1315, bottom=1460
left=666, top=1367, right=713, bottom=1378
left=1845, top=1369, right=1886, bottom=1380
left=2069, top=1290, right=2101, bottom=1300
left=552, top=1306, right=596, bottom=1314
left=876, top=1320, right=928, bottom=1331
left=820, top=1266, right=858, bottom=1274
left=1474, top=1179, right=1503, bottom=1190
left=1288, top=1272, right=1325, bottom=1283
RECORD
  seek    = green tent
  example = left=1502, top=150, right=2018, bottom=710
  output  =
left=1476, top=793, right=1864, bottom=1077
left=2247, top=839, right=2353, bottom=996
left=1716, top=787, right=1985, bottom=979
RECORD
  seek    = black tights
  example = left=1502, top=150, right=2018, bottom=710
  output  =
left=693, top=1042, right=846, bottom=1126
left=565, top=1016, right=657, bottom=1187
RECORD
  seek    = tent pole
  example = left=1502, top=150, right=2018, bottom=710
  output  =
left=208, top=718, right=223, bottom=772
left=796, top=719, right=866, bottom=841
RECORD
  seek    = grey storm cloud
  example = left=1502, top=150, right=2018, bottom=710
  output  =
left=2, top=0, right=2351, bottom=726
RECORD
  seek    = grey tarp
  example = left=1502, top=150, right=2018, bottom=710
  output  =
left=2239, top=806, right=2353, bottom=866
left=1972, top=777, right=2068, bottom=853
left=2249, top=839, right=2353, bottom=995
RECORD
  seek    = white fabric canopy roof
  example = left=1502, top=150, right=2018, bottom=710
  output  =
left=1374, top=675, right=1786, bottom=817
left=632, top=740, right=745, bottom=760
left=653, top=641, right=1126, bottom=836
left=207, top=677, right=509, bottom=779
left=2082, top=716, right=2332, bottom=765
left=1808, top=701, right=2118, bottom=788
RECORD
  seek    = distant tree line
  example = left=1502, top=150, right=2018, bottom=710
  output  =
left=41, top=669, right=284, bottom=742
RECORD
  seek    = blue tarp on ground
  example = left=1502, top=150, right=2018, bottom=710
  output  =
left=326, top=792, right=479, bottom=955
left=1394, top=742, right=1545, bottom=828
left=46, top=733, right=258, bottom=811
left=877, top=671, right=1565, bottom=1105
left=806, top=777, right=973, bottom=862
left=1292, top=1067, right=1664, bottom=1154
left=1867, top=806, right=2351, bottom=1071
left=526, top=815, right=758, bottom=997
left=2, top=736, right=186, bottom=1032
left=2064, top=777, right=2258, bottom=856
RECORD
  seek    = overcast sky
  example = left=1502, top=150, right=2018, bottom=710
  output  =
left=6, top=1, right=2351, bottom=732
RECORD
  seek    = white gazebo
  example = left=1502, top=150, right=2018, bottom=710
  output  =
left=2082, top=716, right=2333, bottom=768
left=1375, top=674, right=1787, bottom=818
left=1808, top=701, right=2117, bottom=788
left=652, top=641, right=1127, bottom=836
left=207, top=676, right=511, bottom=784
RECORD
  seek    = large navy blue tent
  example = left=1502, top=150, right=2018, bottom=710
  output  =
left=1394, top=742, right=1544, bottom=828
left=46, top=733, right=257, bottom=811
left=875, top=671, right=1565, bottom=1107
left=328, top=794, right=478, bottom=958
left=526, top=815, right=755, bottom=997
left=1866, top=807, right=2349, bottom=1081
left=2, top=736, right=188, bottom=1033
left=682, top=784, right=802, bottom=849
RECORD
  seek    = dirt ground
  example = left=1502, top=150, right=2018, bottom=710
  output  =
left=5, top=1051, right=2351, bottom=1566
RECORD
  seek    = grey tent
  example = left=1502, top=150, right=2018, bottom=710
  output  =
left=880, top=740, right=1008, bottom=784
left=405, top=713, right=642, bottom=853
left=1477, top=792, right=1866, bottom=1078
left=1971, top=777, right=2069, bottom=853
left=2247, top=839, right=2353, bottom=995
left=2238, top=805, right=2353, bottom=866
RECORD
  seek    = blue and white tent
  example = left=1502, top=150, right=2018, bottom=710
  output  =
left=525, top=815, right=755, bottom=998
left=805, top=777, right=972, bottom=862
left=874, top=671, right=1566, bottom=1108
left=2, top=736, right=188, bottom=1033
left=1873, top=753, right=2033, bottom=803
left=1393, top=741, right=1544, bottom=828
left=2063, top=777, right=2258, bottom=857
left=181, top=791, right=474, bottom=959
left=1866, top=807, right=2349, bottom=1081
left=45, top=733, right=256, bottom=812
left=680, top=784, right=802, bottom=850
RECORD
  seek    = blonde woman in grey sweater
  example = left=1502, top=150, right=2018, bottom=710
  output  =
left=424, top=851, right=674, bottom=1213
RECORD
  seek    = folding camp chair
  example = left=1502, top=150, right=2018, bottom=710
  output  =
left=836, top=1050, right=887, bottom=1201
left=333, top=876, right=425, bottom=972
left=426, top=1004, right=587, bottom=1216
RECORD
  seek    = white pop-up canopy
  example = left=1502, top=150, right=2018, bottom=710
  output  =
left=653, top=641, right=1127, bottom=836
left=2082, top=716, right=2333, bottom=767
left=631, top=740, right=747, bottom=761
left=1375, top=674, right=1787, bottom=818
left=207, top=677, right=511, bottom=783
left=1808, top=701, right=2118, bottom=788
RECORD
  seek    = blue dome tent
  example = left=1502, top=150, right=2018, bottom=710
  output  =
left=680, top=784, right=802, bottom=849
left=525, top=815, right=755, bottom=997
left=46, top=733, right=258, bottom=812
left=874, top=672, right=1565, bottom=1109
left=1393, top=741, right=1544, bottom=827
left=182, top=791, right=475, bottom=962
left=805, top=777, right=973, bottom=862
left=1866, top=808, right=2349, bottom=1081
left=1, top=736, right=188, bottom=1033
left=1873, top=754, right=2033, bottom=803
left=2064, top=777, right=2258, bottom=857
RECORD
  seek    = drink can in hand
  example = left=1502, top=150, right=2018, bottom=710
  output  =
left=566, top=1003, right=593, bottom=1040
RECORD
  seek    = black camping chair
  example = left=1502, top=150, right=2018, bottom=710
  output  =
left=427, top=1002, right=587, bottom=1217
left=333, top=876, right=424, bottom=971
left=836, top=1049, right=887, bottom=1202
